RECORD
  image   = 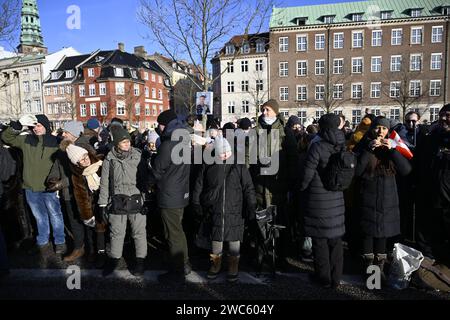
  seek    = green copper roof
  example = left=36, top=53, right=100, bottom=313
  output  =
left=270, top=0, right=448, bottom=28
left=20, top=0, right=45, bottom=47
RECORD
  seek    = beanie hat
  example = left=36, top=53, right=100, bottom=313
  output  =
left=111, top=126, right=131, bottom=147
left=66, top=143, right=88, bottom=165
left=286, top=115, right=301, bottom=128
left=64, top=121, right=84, bottom=138
left=35, top=114, right=51, bottom=133
left=372, top=116, right=391, bottom=129
left=110, top=117, right=124, bottom=126
left=261, top=99, right=279, bottom=115
left=318, top=113, right=340, bottom=130
left=157, top=110, right=177, bottom=126
left=238, top=118, right=252, bottom=130
left=440, top=104, right=450, bottom=114
left=148, top=130, right=160, bottom=144
left=214, top=136, right=232, bottom=155
left=87, top=118, right=100, bottom=130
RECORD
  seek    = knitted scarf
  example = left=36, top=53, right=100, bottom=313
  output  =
left=82, top=160, right=103, bottom=192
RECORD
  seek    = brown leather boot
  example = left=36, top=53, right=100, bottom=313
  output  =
left=227, top=255, right=240, bottom=283
left=63, top=247, right=85, bottom=262
left=207, top=254, right=222, bottom=279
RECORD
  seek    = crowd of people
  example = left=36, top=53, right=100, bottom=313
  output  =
left=0, top=100, right=449, bottom=289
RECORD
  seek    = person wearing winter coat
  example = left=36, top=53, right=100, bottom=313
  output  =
left=193, top=136, right=256, bottom=282
left=299, top=113, right=346, bottom=288
left=98, top=126, right=148, bottom=277
left=354, top=116, right=412, bottom=278
left=2, top=114, right=67, bottom=256
left=61, top=141, right=107, bottom=267
left=150, top=110, right=191, bottom=283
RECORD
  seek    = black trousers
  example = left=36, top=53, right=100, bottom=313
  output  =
left=362, top=237, right=387, bottom=255
left=312, top=237, right=343, bottom=286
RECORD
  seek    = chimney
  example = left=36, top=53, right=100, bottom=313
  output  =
left=118, top=42, right=125, bottom=52
left=134, top=46, right=147, bottom=58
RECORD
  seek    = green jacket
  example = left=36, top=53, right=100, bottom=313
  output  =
left=2, top=127, right=59, bottom=192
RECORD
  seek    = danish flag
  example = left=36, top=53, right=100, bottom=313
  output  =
left=389, top=130, right=414, bottom=160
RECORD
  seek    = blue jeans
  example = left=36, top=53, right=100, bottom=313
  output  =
left=25, top=190, right=66, bottom=246
left=0, top=228, right=8, bottom=271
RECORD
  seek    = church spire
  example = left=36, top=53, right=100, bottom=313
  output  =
left=17, top=0, right=47, bottom=54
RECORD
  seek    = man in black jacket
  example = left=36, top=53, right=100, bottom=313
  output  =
left=151, top=110, right=191, bottom=282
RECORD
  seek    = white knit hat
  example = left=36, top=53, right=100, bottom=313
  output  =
left=214, top=136, right=232, bottom=155
left=66, top=144, right=88, bottom=165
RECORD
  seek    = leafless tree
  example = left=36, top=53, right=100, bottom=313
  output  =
left=173, top=77, right=200, bottom=116
left=247, top=68, right=269, bottom=119
left=0, top=0, right=19, bottom=43
left=137, top=0, right=273, bottom=92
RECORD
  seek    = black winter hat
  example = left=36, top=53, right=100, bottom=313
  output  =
left=238, top=118, right=252, bottom=130
left=157, top=110, right=177, bottom=126
left=318, top=113, right=340, bottom=130
left=371, top=116, right=391, bottom=129
left=35, top=114, right=51, bottom=133
left=111, top=126, right=131, bottom=147
left=286, top=115, right=301, bottom=128
left=440, top=103, right=450, bottom=114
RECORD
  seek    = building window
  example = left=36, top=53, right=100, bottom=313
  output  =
left=297, top=85, right=307, bottom=101
left=391, top=29, right=403, bottom=45
left=315, top=34, right=325, bottom=50
left=430, top=80, right=441, bottom=96
left=227, top=62, right=234, bottom=73
left=59, top=85, right=64, bottom=95
left=334, top=33, right=344, bottom=49
left=89, top=84, right=96, bottom=96
left=352, top=109, right=362, bottom=126
left=371, top=56, right=382, bottom=72
left=411, top=9, right=422, bottom=17
left=255, top=59, right=263, bottom=71
left=352, top=57, right=363, bottom=73
left=53, top=103, right=59, bottom=115
left=279, top=37, right=289, bottom=52
left=242, top=101, right=249, bottom=113
left=381, top=11, right=392, bottom=19
left=280, top=87, right=289, bottom=101
left=297, top=35, right=307, bottom=51
left=411, top=27, right=423, bottom=44
left=371, top=108, right=381, bottom=116
left=23, top=68, right=29, bottom=75
left=371, top=82, right=381, bottom=98
left=297, top=60, right=307, bottom=76
left=134, top=84, right=140, bottom=96
left=90, top=103, right=97, bottom=116
left=114, top=67, right=124, bottom=77
left=45, top=86, right=51, bottom=96
left=409, top=80, right=421, bottom=97
left=158, top=76, right=163, bottom=84
left=410, top=54, right=422, bottom=71
left=53, top=86, right=58, bottom=95
left=241, top=80, right=249, bottom=92
left=315, top=60, right=325, bottom=75
left=158, top=89, right=162, bottom=100
left=241, top=43, right=250, bottom=54
left=152, top=105, right=157, bottom=115
left=25, top=100, right=32, bottom=113
left=256, top=41, right=265, bottom=53
left=47, top=103, right=53, bottom=115
left=432, top=26, right=444, bottom=43
left=241, top=60, right=249, bottom=72
left=315, top=109, right=325, bottom=120
left=390, top=108, right=400, bottom=120
left=227, top=81, right=235, bottom=93
left=352, top=31, right=363, bottom=48
left=391, top=55, right=402, bottom=72
left=151, top=88, right=156, bottom=99
left=65, top=70, right=74, bottom=78
left=228, top=101, right=235, bottom=114
left=135, top=103, right=141, bottom=115
left=352, top=13, right=363, bottom=22
left=33, top=67, right=40, bottom=74
left=333, top=59, right=343, bottom=74
left=34, top=100, right=42, bottom=113
left=79, top=85, right=85, bottom=97
left=431, top=53, right=442, bottom=70
left=100, top=83, right=106, bottom=95
left=116, top=101, right=125, bottom=116
left=144, top=87, right=149, bottom=98
left=131, top=70, right=138, bottom=79
left=256, top=80, right=263, bottom=91
left=80, top=104, right=87, bottom=117
left=333, top=84, right=343, bottom=99
left=298, top=110, right=307, bottom=124
left=226, top=44, right=235, bottom=55
left=101, top=102, right=107, bottom=116
left=145, top=105, right=150, bottom=116
left=430, top=107, right=440, bottom=122
left=390, top=81, right=401, bottom=97
left=88, top=68, right=95, bottom=77
left=151, top=74, right=156, bottom=82
left=23, top=81, right=30, bottom=93
left=315, top=85, right=325, bottom=100
left=51, top=72, right=59, bottom=80
left=279, top=62, right=288, bottom=77
left=66, top=85, right=72, bottom=95
left=143, top=72, right=149, bottom=80
left=116, top=82, right=125, bottom=95
left=33, top=80, right=40, bottom=92
left=352, top=83, right=363, bottom=99
left=372, top=30, right=382, bottom=46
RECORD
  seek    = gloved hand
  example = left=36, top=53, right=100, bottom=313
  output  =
left=19, top=114, right=38, bottom=127
left=45, top=178, right=64, bottom=192
left=10, top=120, right=22, bottom=131
left=83, top=217, right=96, bottom=228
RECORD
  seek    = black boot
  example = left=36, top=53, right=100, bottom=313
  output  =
left=131, top=258, right=146, bottom=277
left=102, top=258, right=120, bottom=277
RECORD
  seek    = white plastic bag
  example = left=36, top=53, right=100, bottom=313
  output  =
left=388, top=243, right=424, bottom=290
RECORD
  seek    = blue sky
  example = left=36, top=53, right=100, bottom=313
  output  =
left=1, top=0, right=352, bottom=55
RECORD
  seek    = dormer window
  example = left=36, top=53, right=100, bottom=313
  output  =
left=293, top=17, right=307, bottom=26
left=381, top=11, right=392, bottom=19
left=323, top=16, right=335, bottom=24
left=241, top=43, right=250, bottom=54
left=65, top=70, right=74, bottom=78
left=51, top=71, right=59, bottom=80
left=256, top=41, right=265, bottom=53
left=352, top=13, right=363, bottom=22
left=114, top=67, right=124, bottom=77
left=442, top=7, right=450, bottom=15
left=411, top=9, right=422, bottom=17
left=226, top=44, right=235, bottom=55
left=131, top=69, right=138, bottom=79
left=88, top=68, right=95, bottom=77
left=95, top=56, right=104, bottom=63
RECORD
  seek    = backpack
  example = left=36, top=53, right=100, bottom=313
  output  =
left=321, top=147, right=356, bottom=191
left=410, top=257, right=450, bottom=292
